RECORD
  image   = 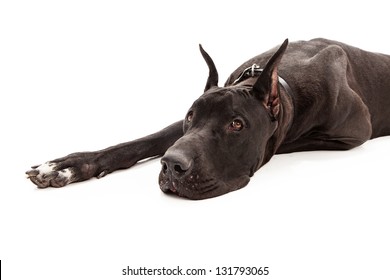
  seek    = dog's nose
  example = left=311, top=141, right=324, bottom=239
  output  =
left=161, top=151, right=193, bottom=178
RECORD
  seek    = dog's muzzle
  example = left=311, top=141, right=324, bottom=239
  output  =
left=159, top=150, right=194, bottom=194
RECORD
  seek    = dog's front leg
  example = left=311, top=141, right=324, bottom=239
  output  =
left=26, top=121, right=184, bottom=188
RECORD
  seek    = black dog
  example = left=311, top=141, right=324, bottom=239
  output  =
left=26, top=38, right=390, bottom=199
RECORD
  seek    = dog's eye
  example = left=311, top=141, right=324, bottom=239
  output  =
left=229, top=119, right=243, bottom=131
left=186, top=111, right=194, bottom=122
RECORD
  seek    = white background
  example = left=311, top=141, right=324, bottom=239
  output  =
left=1, top=0, right=390, bottom=279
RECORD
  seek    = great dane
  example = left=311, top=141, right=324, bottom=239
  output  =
left=26, top=38, right=390, bottom=199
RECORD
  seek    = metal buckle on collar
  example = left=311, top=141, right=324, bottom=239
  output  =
left=251, top=64, right=258, bottom=76
left=231, top=63, right=293, bottom=100
left=232, top=64, right=263, bottom=85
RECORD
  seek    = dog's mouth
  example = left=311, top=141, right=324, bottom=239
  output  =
left=158, top=167, right=251, bottom=200
left=158, top=169, right=222, bottom=200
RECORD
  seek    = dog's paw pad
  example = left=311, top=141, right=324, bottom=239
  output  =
left=26, top=162, right=74, bottom=188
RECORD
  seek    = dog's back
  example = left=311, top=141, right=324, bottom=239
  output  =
left=226, top=38, right=390, bottom=139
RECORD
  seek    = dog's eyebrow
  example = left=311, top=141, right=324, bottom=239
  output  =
left=225, top=87, right=252, bottom=99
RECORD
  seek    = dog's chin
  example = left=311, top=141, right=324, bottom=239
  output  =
left=158, top=171, right=250, bottom=200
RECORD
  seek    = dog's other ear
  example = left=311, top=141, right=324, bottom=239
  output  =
left=199, top=44, right=219, bottom=91
left=253, top=39, right=288, bottom=120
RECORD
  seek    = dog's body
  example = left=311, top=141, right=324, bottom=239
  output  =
left=26, top=38, right=390, bottom=199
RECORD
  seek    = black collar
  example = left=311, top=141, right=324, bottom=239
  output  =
left=232, top=64, right=293, bottom=97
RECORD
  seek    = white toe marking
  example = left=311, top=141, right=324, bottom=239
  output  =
left=36, top=162, right=56, bottom=174
left=60, top=168, right=73, bottom=180
left=36, top=162, right=73, bottom=182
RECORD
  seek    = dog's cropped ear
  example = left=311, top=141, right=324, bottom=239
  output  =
left=253, top=39, right=288, bottom=120
left=199, top=44, right=219, bottom=91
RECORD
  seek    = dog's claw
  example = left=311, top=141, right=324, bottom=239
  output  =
left=26, top=169, right=39, bottom=177
left=29, top=175, right=47, bottom=188
left=97, top=170, right=108, bottom=179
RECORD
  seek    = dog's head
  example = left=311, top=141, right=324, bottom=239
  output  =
left=159, top=40, right=289, bottom=199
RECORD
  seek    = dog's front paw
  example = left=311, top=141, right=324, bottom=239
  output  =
left=26, top=152, right=104, bottom=188
left=26, top=162, right=75, bottom=188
